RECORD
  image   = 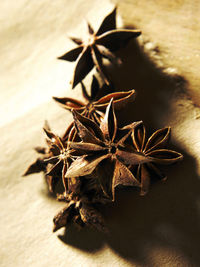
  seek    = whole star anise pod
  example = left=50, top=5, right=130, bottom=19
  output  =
left=131, top=123, right=183, bottom=195
left=65, top=99, right=149, bottom=200
left=53, top=76, right=136, bottom=124
left=58, top=7, right=141, bottom=88
left=23, top=123, right=77, bottom=193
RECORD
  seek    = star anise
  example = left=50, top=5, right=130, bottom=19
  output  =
left=24, top=123, right=77, bottom=193
left=42, top=127, right=77, bottom=193
left=130, top=123, right=183, bottom=195
left=65, top=99, right=150, bottom=200
left=53, top=76, right=136, bottom=124
left=58, top=7, right=141, bottom=88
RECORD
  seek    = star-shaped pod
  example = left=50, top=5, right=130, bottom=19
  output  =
left=58, top=7, right=141, bottom=88
left=65, top=99, right=150, bottom=200
left=23, top=123, right=77, bottom=193
left=53, top=76, right=136, bottom=124
left=131, top=123, right=183, bottom=195
left=42, top=127, right=79, bottom=193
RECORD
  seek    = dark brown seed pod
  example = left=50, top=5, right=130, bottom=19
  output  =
left=131, top=123, right=183, bottom=195
left=58, top=7, right=141, bottom=88
left=65, top=99, right=147, bottom=200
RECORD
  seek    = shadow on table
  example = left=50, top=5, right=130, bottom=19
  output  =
left=56, top=37, right=200, bottom=266
left=58, top=225, right=105, bottom=252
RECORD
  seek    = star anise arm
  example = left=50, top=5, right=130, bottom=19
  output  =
left=90, top=111, right=102, bottom=125
left=43, top=127, right=56, bottom=140
left=34, top=146, right=47, bottom=154
left=69, top=142, right=106, bottom=153
left=90, top=75, right=100, bottom=100
left=72, top=119, right=104, bottom=145
left=58, top=45, right=83, bottom=62
left=95, top=156, right=141, bottom=201
left=100, top=98, right=117, bottom=141
left=112, top=159, right=140, bottom=200
left=96, top=7, right=116, bottom=36
left=65, top=154, right=110, bottom=178
left=72, top=46, right=94, bottom=88
left=117, top=121, right=143, bottom=146
left=144, top=127, right=171, bottom=153
left=46, top=159, right=62, bottom=176
left=146, top=149, right=183, bottom=164
left=95, top=89, right=136, bottom=111
left=95, top=157, right=115, bottom=199
left=44, top=120, right=51, bottom=132
left=23, top=158, right=47, bottom=176
left=70, top=37, right=83, bottom=45
left=62, top=161, right=69, bottom=192
left=45, top=160, right=62, bottom=193
left=80, top=81, right=91, bottom=101
left=96, top=29, right=141, bottom=51
left=116, top=149, right=151, bottom=165
left=87, top=21, right=94, bottom=34
left=72, top=109, right=105, bottom=143
left=62, top=122, right=77, bottom=142
left=131, top=123, right=146, bottom=151
left=52, top=96, right=85, bottom=111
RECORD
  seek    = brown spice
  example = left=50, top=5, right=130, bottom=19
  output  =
left=58, top=7, right=141, bottom=88
left=131, top=123, right=183, bottom=195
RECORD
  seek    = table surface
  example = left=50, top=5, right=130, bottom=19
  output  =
left=1, top=1, right=200, bottom=266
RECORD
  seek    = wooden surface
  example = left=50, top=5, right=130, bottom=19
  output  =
left=1, top=1, right=200, bottom=266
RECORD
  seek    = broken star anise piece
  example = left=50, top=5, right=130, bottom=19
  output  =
left=65, top=99, right=150, bottom=200
left=53, top=194, right=107, bottom=232
left=58, top=7, right=141, bottom=88
left=53, top=75, right=136, bottom=124
left=131, top=123, right=183, bottom=195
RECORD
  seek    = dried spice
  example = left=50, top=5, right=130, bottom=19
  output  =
left=131, top=123, right=183, bottom=195
left=53, top=192, right=106, bottom=232
left=65, top=100, right=149, bottom=200
left=53, top=75, right=136, bottom=124
left=53, top=177, right=106, bottom=232
left=58, top=7, right=141, bottom=88
left=23, top=123, right=77, bottom=192
left=24, top=85, right=136, bottom=193
left=24, top=6, right=183, bottom=234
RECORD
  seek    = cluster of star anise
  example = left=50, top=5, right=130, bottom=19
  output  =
left=24, top=8, right=183, bottom=233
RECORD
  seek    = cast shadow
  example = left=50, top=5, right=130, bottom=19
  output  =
left=58, top=224, right=106, bottom=252
left=104, top=150, right=200, bottom=266
left=54, top=36, right=200, bottom=266
left=101, top=38, right=200, bottom=266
